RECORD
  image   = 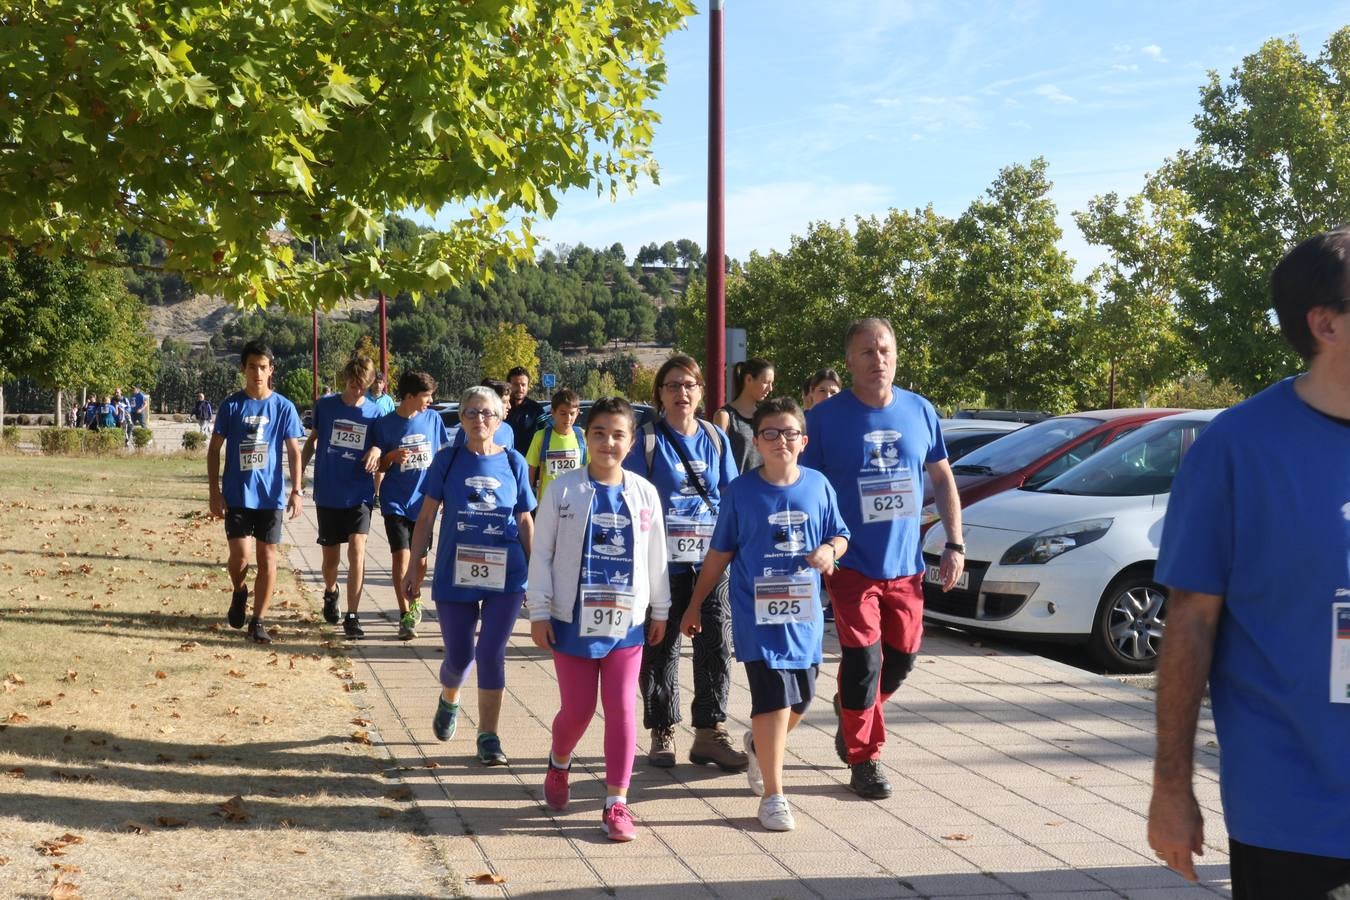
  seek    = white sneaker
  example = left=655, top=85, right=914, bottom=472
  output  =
left=743, top=730, right=763, bottom=796
left=757, top=793, right=795, bottom=831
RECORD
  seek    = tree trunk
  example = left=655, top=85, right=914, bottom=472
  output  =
left=56, top=389, right=63, bottom=426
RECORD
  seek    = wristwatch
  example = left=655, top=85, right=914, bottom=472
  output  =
left=944, top=541, right=965, bottom=553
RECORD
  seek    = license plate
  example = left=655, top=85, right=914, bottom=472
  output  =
left=924, top=564, right=969, bottom=591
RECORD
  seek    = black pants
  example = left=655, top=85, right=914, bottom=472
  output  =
left=640, top=568, right=731, bottom=730
left=1231, top=837, right=1350, bottom=900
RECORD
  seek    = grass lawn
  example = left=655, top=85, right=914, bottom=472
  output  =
left=0, top=454, right=458, bottom=898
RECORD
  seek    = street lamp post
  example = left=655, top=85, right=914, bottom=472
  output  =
left=705, top=0, right=726, bottom=412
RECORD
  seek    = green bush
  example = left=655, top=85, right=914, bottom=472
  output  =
left=132, top=426, right=153, bottom=449
left=1, top=425, right=18, bottom=445
left=181, top=430, right=205, bottom=451
left=82, top=429, right=124, bottom=456
left=38, top=427, right=83, bottom=455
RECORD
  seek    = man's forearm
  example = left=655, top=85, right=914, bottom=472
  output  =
left=1153, top=589, right=1222, bottom=786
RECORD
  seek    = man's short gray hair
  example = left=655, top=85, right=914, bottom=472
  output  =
left=843, top=317, right=895, bottom=356
left=459, top=385, right=504, bottom=420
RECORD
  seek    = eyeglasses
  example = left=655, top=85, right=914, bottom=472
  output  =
left=756, top=428, right=802, bottom=443
left=461, top=408, right=500, bottom=421
left=662, top=381, right=701, bottom=393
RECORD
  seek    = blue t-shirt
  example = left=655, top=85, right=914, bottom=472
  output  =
left=623, top=420, right=737, bottom=575
left=552, top=481, right=645, bottom=659
left=312, top=393, right=382, bottom=509
left=801, top=388, right=945, bottom=580
left=424, top=446, right=536, bottom=602
left=1156, top=377, right=1350, bottom=858
left=372, top=408, right=451, bottom=519
left=213, top=391, right=305, bottom=511
left=711, top=468, right=850, bottom=668
left=367, top=392, right=396, bottom=416
left=131, top=391, right=147, bottom=414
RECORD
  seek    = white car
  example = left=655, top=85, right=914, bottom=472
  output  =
left=921, top=409, right=1223, bottom=673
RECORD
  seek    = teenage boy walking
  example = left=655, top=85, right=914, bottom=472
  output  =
left=207, top=341, right=305, bottom=644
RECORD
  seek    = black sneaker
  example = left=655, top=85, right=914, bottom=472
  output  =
left=322, top=589, right=340, bottom=625
left=228, top=587, right=248, bottom=629
left=343, top=612, right=364, bottom=640
left=849, top=759, right=892, bottom=800
left=247, top=618, right=272, bottom=645
left=832, top=694, right=848, bottom=764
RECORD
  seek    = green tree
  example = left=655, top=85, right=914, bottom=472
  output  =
left=1, top=0, right=692, bottom=309
left=1163, top=29, right=1350, bottom=393
left=277, top=368, right=316, bottom=409
left=480, top=322, right=539, bottom=382
left=1074, top=171, right=1196, bottom=407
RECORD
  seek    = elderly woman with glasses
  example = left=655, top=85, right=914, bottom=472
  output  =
left=405, top=385, right=537, bottom=766
left=623, top=354, right=747, bottom=774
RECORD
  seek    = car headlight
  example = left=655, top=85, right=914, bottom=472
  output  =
left=999, top=518, right=1113, bottom=565
left=921, top=502, right=939, bottom=526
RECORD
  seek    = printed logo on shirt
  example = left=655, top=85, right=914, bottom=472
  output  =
left=591, top=526, right=628, bottom=557
left=482, top=523, right=505, bottom=536
left=863, top=429, right=902, bottom=469
left=243, top=414, right=270, bottom=437
left=767, top=509, right=809, bottom=553
left=674, top=460, right=710, bottom=497
left=1342, top=501, right=1350, bottom=521
left=464, top=475, right=501, bottom=511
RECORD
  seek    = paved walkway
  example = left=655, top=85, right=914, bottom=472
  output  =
left=285, top=506, right=1231, bottom=899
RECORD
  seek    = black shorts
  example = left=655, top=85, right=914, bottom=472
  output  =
left=224, top=508, right=285, bottom=545
left=316, top=504, right=372, bottom=546
left=1230, top=837, right=1350, bottom=899
left=744, top=660, right=817, bottom=717
left=384, top=514, right=431, bottom=557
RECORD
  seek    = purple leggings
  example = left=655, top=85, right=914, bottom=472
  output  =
left=550, top=644, right=642, bottom=789
left=435, top=593, right=525, bottom=690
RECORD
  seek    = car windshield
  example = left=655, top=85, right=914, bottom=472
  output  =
left=950, top=416, right=1101, bottom=475
left=1035, top=416, right=1211, bottom=497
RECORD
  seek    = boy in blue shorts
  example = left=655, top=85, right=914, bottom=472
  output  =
left=680, top=397, right=849, bottom=831
left=373, top=371, right=450, bottom=639
left=207, top=341, right=305, bottom=644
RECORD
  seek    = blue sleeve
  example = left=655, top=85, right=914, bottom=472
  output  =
left=435, top=417, right=451, bottom=450
left=1155, top=430, right=1233, bottom=597
left=822, top=478, right=850, bottom=541
left=212, top=399, right=231, bottom=437
left=424, top=445, right=453, bottom=503
left=510, top=451, right=537, bottom=514
left=709, top=483, right=739, bottom=553
left=283, top=400, right=304, bottom=440
left=925, top=405, right=948, bottom=464
left=495, top=422, right=515, bottom=450
left=801, top=407, right=824, bottom=470
left=714, top=425, right=736, bottom=489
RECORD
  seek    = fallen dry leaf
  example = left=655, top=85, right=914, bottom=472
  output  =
left=351, top=717, right=372, bottom=727
left=155, top=816, right=188, bottom=828
left=0, top=856, right=7, bottom=866
left=350, top=730, right=371, bottom=745
left=292, top=848, right=307, bottom=855
left=37, top=698, right=54, bottom=707
left=51, top=864, right=81, bottom=874
left=120, top=821, right=151, bottom=835
left=213, top=795, right=250, bottom=822
left=4, top=673, right=24, bottom=685
left=6, top=711, right=29, bottom=723
left=63, top=670, right=78, bottom=682
left=5, top=767, right=23, bottom=778
left=48, top=878, right=82, bottom=900
left=154, top=671, right=167, bottom=679
left=470, top=873, right=507, bottom=885
left=941, top=833, right=974, bottom=841
left=225, top=670, right=245, bottom=679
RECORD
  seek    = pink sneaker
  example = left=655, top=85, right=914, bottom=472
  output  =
left=601, top=800, right=636, bottom=842
left=543, top=763, right=570, bottom=811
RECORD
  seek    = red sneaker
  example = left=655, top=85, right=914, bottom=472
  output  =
left=543, top=762, right=570, bottom=811
left=602, top=800, right=636, bottom=842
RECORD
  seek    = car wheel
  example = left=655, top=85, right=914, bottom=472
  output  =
left=1089, top=575, right=1168, bottom=673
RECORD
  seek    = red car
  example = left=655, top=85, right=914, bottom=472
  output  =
left=921, top=408, right=1188, bottom=530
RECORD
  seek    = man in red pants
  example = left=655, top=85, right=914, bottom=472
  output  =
left=801, top=318, right=964, bottom=799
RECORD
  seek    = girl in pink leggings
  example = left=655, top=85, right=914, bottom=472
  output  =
left=527, top=398, right=670, bottom=842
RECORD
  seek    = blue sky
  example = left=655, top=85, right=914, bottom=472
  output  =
left=522, top=0, right=1350, bottom=273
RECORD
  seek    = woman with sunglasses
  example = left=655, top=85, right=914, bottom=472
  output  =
left=406, top=386, right=536, bottom=766
left=624, top=355, right=746, bottom=774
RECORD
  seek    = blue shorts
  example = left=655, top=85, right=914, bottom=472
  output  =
left=743, top=660, right=817, bottom=717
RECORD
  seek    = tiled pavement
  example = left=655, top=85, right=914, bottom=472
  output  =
left=285, top=506, right=1231, bottom=899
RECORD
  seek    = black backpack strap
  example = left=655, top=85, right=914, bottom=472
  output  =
left=658, top=419, right=717, bottom=514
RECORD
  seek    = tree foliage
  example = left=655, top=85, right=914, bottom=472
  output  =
left=1166, top=29, right=1350, bottom=393
left=1, top=0, right=692, bottom=309
left=480, top=322, right=539, bottom=383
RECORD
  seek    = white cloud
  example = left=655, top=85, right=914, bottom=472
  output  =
left=1034, top=83, right=1077, bottom=104
left=1112, top=63, right=1139, bottom=72
left=1142, top=44, right=1164, bottom=59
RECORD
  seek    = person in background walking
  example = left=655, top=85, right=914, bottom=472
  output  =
left=713, top=358, right=775, bottom=474
left=505, top=366, right=545, bottom=451
left=194, top=392, right=214, bottom=434
left=801, top=368, right=843, bottom=411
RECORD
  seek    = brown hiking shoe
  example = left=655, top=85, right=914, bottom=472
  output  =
left=690, top=724, right=748, bottom=772
left=648, top=726, right=676, bottom=768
